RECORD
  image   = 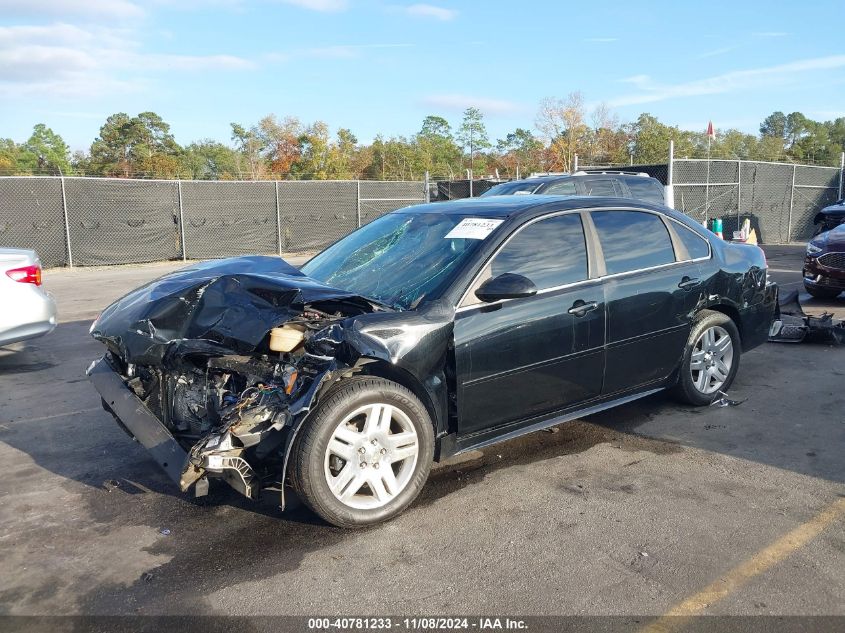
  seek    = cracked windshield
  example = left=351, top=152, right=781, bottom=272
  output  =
left=301, top=212, right=489, bottom=310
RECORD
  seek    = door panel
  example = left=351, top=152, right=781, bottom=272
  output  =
left=453, top=211, right=605, bottom=436
left=602, top=262, right=701, bottom=394
left=455, top=284, right=605, bottom=434
left=591, top=208, right=704, bottom=395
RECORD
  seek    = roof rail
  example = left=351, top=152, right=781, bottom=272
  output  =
left=573, top=170, right=650, bottom=177
left=526, top=172, right=571, bottom=178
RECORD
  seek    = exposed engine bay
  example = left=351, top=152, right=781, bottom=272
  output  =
left=87, top=255, right=451, bottom=506
left=111, top=307, right=347, bottom=499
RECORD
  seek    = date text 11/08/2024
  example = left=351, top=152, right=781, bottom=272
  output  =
left=307, top=617, right=528, bottom=630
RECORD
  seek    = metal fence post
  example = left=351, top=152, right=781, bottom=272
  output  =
left=573, top=153, right=579, bottom=173
left=424, top=171, right=430, bottom=203
left=736, top=160, right=742, bottom=225
left=787, top=164, right=796, bottom=243
left=839, top=152, right=844, bottom=200
left=275, top=180, right=282, bottom=256
left=177, top=180, right=187, bottom=261
left=59, top=175, right=73, bottom=268
left=356, top=180, right=361, bottom=228
left=666, top=141, right=674, bottom=209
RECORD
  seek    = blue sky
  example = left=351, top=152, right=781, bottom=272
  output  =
left=1, top=0, right=844, bottom=151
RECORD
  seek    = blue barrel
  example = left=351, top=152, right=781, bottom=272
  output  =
left=712, top=218, right=723, bottom=237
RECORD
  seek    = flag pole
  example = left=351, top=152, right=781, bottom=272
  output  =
left=704, top=122, right=712, bottom=228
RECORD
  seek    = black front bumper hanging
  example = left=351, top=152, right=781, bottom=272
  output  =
left=87, top=357, right=192, bottom=489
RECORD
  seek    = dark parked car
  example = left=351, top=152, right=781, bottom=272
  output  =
left=88, top=195, right=776, bottom=528
left=813, top=199, right=845, bottom=235
left=804, top=223, right=845, bottom=299
left=480, top=171, right=666, bottom=205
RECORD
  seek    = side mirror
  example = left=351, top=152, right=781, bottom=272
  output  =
left=475, top=273, right=538, bottom=303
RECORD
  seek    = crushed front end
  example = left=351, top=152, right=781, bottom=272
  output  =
left=87, top=256, right=387, bottom=502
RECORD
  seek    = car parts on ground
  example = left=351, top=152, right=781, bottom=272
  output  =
left=769, top=290, right=845, bottom=345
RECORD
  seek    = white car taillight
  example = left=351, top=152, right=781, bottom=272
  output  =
left=5, top=264, right=42, bottom=286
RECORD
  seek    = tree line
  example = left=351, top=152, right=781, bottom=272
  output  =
left=2, top=93, right=844, bottom=181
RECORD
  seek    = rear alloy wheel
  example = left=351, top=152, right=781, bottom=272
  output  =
left=292, top=377, right=434, bottom=528
left=690, top=325, right=734, bottom=395
left=672, top=310, right=741, bottom=406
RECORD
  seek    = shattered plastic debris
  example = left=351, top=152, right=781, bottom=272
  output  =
left=709, top=391, right=745, bottom=407
left=769, top=290, right=845, bottom=345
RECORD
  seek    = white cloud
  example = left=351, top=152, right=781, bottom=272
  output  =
left=265, top=43, right=413, bottom=62
left=695, top=46, right=735, bottom=59
left=609, top=55, right=845, bottom=107
left=0, top=22, right=255, bottom=99
left=0, top=0, right=144, bottom=20
left=405, top=3, right=457, bottom=20
left=421, top=94, right=524, bottom=115
left=809, top=110, right=845, bottom=121
left=275, top=0, right=349, bottom=12
left=142, top=54, right=255, bottom=71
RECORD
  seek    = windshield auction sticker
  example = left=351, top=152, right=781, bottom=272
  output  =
left=445, top=218, right=504, bottom=240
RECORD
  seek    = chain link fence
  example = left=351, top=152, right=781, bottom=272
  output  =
left=0, top=177, right=68, bottom=267
left=2, top=160, right=841, bottom=267
left=671, top=159, right=841, bottom=243
left=0, top=177, right=426, bottom=268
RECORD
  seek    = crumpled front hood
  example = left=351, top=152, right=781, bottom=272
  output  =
left=90, top=256, right=382, bottom=365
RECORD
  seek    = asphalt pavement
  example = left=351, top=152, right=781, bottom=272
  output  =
left=0, top=246, right=843, bottom=619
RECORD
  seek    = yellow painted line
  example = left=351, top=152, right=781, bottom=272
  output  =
left=642, top=496, right=845, bottom=633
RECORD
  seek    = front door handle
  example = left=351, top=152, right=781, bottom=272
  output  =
left=568, top=300, right=599, bottom=317
left=678, top=276, right=700, bottom=290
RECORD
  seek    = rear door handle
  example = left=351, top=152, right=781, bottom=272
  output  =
left=678, top=276, right=700, bottom=290
left=568, top=300, right=599, bottom=317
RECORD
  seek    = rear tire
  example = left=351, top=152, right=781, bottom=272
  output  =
left=672, top=310, right=741, bottom=406
left=291, top=376, right=434, bottom=528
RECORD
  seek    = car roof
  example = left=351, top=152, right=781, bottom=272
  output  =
left=396, top=194, right=673, bottom=218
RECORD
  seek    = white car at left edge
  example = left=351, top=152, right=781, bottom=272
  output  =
left=0, top=248, right=57, bottom=347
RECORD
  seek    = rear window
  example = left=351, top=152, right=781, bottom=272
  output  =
left=592, top=210, right=676, bottom=274
left=583, top=179, right=618, bottom=196
left=674, top=222, right=711, bottom=260
left=480, top=181, right=540, bottom=196
left=626, top=178, right=665, bottom=204
left=542, top=180, right=577, bottom=195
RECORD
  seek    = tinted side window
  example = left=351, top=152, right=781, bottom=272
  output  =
left=491, top=214, right=588, bottom=289
left=674, top=223, right=711, bottom=259
left=583, top=179, right=617, bottom=196
left=592, top=211, right=676, bottom=274
left=543, top=180, right=577, bottom=195
left=626, top=178, right=665, bottom=204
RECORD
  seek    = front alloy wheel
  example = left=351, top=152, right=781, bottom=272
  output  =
left=324, top=403, right=419, bottom=510
left=291, top=376, right=434, bottom=528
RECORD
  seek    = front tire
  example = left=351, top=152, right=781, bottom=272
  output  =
left=291, top=376, right=434, bottom=528
left=672, top=310, right=741, bottom=406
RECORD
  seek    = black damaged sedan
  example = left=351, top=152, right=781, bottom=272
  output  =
left=89, top=195, right=777, bottom=527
